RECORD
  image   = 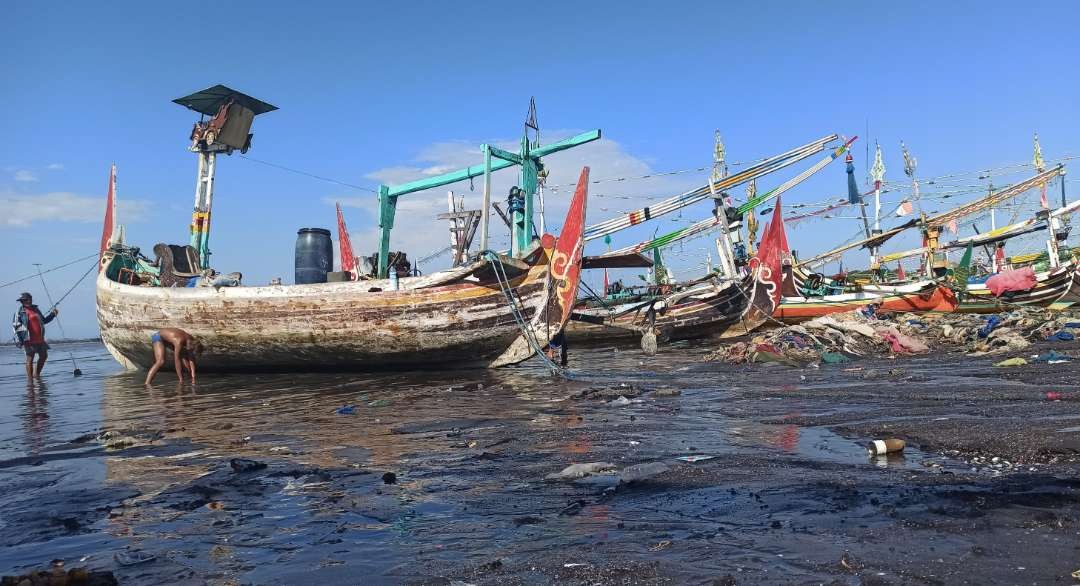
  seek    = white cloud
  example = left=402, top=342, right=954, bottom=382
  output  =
left=0, top=189, right=147, bottom=227
left=340, top=132, right=703, bottom=267
left=47, top=163, right=64, bottom=170
left=14, top=169, right=38, bottom=182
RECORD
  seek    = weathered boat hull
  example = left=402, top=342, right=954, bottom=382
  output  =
left=98, top=166, right=592, bottom=372
left=956, top=262, right=1080, bottom=313
left=97, top=255, right=552, bottom=371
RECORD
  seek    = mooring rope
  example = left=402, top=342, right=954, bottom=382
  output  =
left=481, top=251, right=567, bottom=376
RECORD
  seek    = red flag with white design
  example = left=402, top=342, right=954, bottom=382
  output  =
left=98, top=164, right=117, bottom=271
left=895, top=200, right=913, bottom=216
left=336, top=202, right=358, bottom=280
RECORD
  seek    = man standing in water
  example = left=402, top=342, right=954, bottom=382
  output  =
left=145, top=327, right=201, bottom=385
left=13, top=292, right=58, bottom=380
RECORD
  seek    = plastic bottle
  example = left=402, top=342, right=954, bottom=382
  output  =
left=867, top=438, right=905, bottom=456
left=389, top=266, right=399, bottom=291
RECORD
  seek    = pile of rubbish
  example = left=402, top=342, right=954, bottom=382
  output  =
left=706, top=306, right=1080, bottom=366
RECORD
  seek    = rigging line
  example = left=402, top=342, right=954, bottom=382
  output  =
left=238, top=155, right=379, bottom=193
left=47, top=260, right=99, bottom=310
left=1, top=253, right=99, bottom=289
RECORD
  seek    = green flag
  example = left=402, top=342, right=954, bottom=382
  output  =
left=952, top=242, right=973, bottom=286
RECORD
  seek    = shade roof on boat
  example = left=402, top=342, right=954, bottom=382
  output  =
left=172, top=85, right=278, bottom=116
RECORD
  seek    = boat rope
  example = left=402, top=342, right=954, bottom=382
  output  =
left=34, top=261, right=96, bottom=376
left=0, top=253, right=99, bottom=289
left=583, top=135, right=839, bottom=242
left=238, top=155, right=380, bottom=193
left=481, top=251, right=566, bottom=376
left=47, top=260, right=99, bottom=310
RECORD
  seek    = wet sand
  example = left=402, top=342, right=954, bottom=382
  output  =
left=1, top=340, right=1079, bottom=584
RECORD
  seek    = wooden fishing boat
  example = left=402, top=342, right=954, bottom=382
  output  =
left=96, top=87, right=598, bottom=372
left=97, top=168, right=591, bottom=371
left=569, top=271, right=769, bottom=342
left=955, top=260, right=1080, bottom=313
left=775, top=279, right=957, bottom=324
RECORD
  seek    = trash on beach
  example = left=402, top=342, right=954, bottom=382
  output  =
left=867, top=438, right=906, bottom=456
left=229, top=458, right=267, bottom=473
left=994, top=357, right=1028, bottom=367
left=335, top=404, right=358, bottom=415
left=1033, top=350, right=1072, bottom=364
left=607, top=395, right=632, bottom=407
left=114, top=550, right=156, bottom=566
left=819, top=351, right=850, bottom=364
left=648, top=540, right=673, bottom=551
left=1048, top=330, right=1075, bottom=342
left=545, top=462, right=616, bottom=481
left=676, top=455, right=717, bottom=463
left=618, top=461, right=669, bottom=483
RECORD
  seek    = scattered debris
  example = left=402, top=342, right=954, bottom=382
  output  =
left=706, top=307, right=1080, bottom=365
left=648, top=540, right=672, bottom=552
left=867, top=438, right=906, bottom=456
left=618, top=461, right=669, bottom=483
left=114, top=550, right=156, bottom=566
left=676, top=455, right=716, bottom=463
left=545, top=462, right=616, bottom=481
left=229, top=458, right=267, bottom=473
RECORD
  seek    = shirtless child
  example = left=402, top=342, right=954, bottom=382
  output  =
left=145, top=327, right=202, bottom=385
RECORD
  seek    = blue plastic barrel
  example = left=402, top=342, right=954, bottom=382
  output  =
left=295, top=228, right=333, bottom=284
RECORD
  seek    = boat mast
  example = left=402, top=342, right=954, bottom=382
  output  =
left=173, top=85, right=277, bottom=269
left=376, top=101, right=600, bottom=277
left=1033, top=133, right=1065, bottom=267
left=709, top=131, right=738, bottom=279
left=868, top=143, right=886, bottom=270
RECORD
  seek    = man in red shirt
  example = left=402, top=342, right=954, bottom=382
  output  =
left=13, top=292, right=58, bottom=379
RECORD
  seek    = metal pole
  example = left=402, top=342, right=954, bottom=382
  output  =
left=708, top=178, right=737, bottom=279
left=479, top=145, right=492, bottom=252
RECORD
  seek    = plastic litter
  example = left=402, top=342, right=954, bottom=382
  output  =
left=545, top=462, right=616, bottom=481
left=820, top=351, right=851, bottom=364
left=114, top=551, right=156, bottom=566
left=618, top=461, right=669, bottom=482
left=676, top=455, right=716, bottom=462
left=1048, top=331, right=1075, bottom=342
left=607, top=395, right=632, bottom=407
left=867, top=438, right=905, bottom=456
left=994, top=357, right=1028, bottom=367
left=978, top=315, right=1002, bottom=339
left=335, top=404, right=357, bottom=415
left=1033, top=350, right=1072, bottom=364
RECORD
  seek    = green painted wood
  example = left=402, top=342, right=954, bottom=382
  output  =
left=488, top=145, right=522, bottom=164
left=377, top=185, right=394, bottom=277
left=376, top=128, right=601, bottom=273
left=387, top=158, right=517, bottom=198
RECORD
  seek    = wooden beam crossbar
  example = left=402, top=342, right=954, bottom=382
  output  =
left=376, top=128, right=600, bottom=276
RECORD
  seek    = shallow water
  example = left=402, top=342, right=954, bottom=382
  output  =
left=2, top=340, right=1079, bottom=584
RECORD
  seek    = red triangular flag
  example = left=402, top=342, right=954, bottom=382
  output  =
left=336, top=202, right=358, bottom=280
left=98, top=164, right=117, bottom=271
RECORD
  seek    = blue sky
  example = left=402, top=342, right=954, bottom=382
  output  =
left=2, top=1, right=1079, bottom=337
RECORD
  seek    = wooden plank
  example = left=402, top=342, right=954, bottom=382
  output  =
left=582, top=252, right=654, bottom=269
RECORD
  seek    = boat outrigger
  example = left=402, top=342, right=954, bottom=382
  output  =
left=96, top=86, right=591, bottom=371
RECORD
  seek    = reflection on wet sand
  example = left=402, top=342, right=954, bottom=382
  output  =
left=3, top=341, right=1080, bottom=584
